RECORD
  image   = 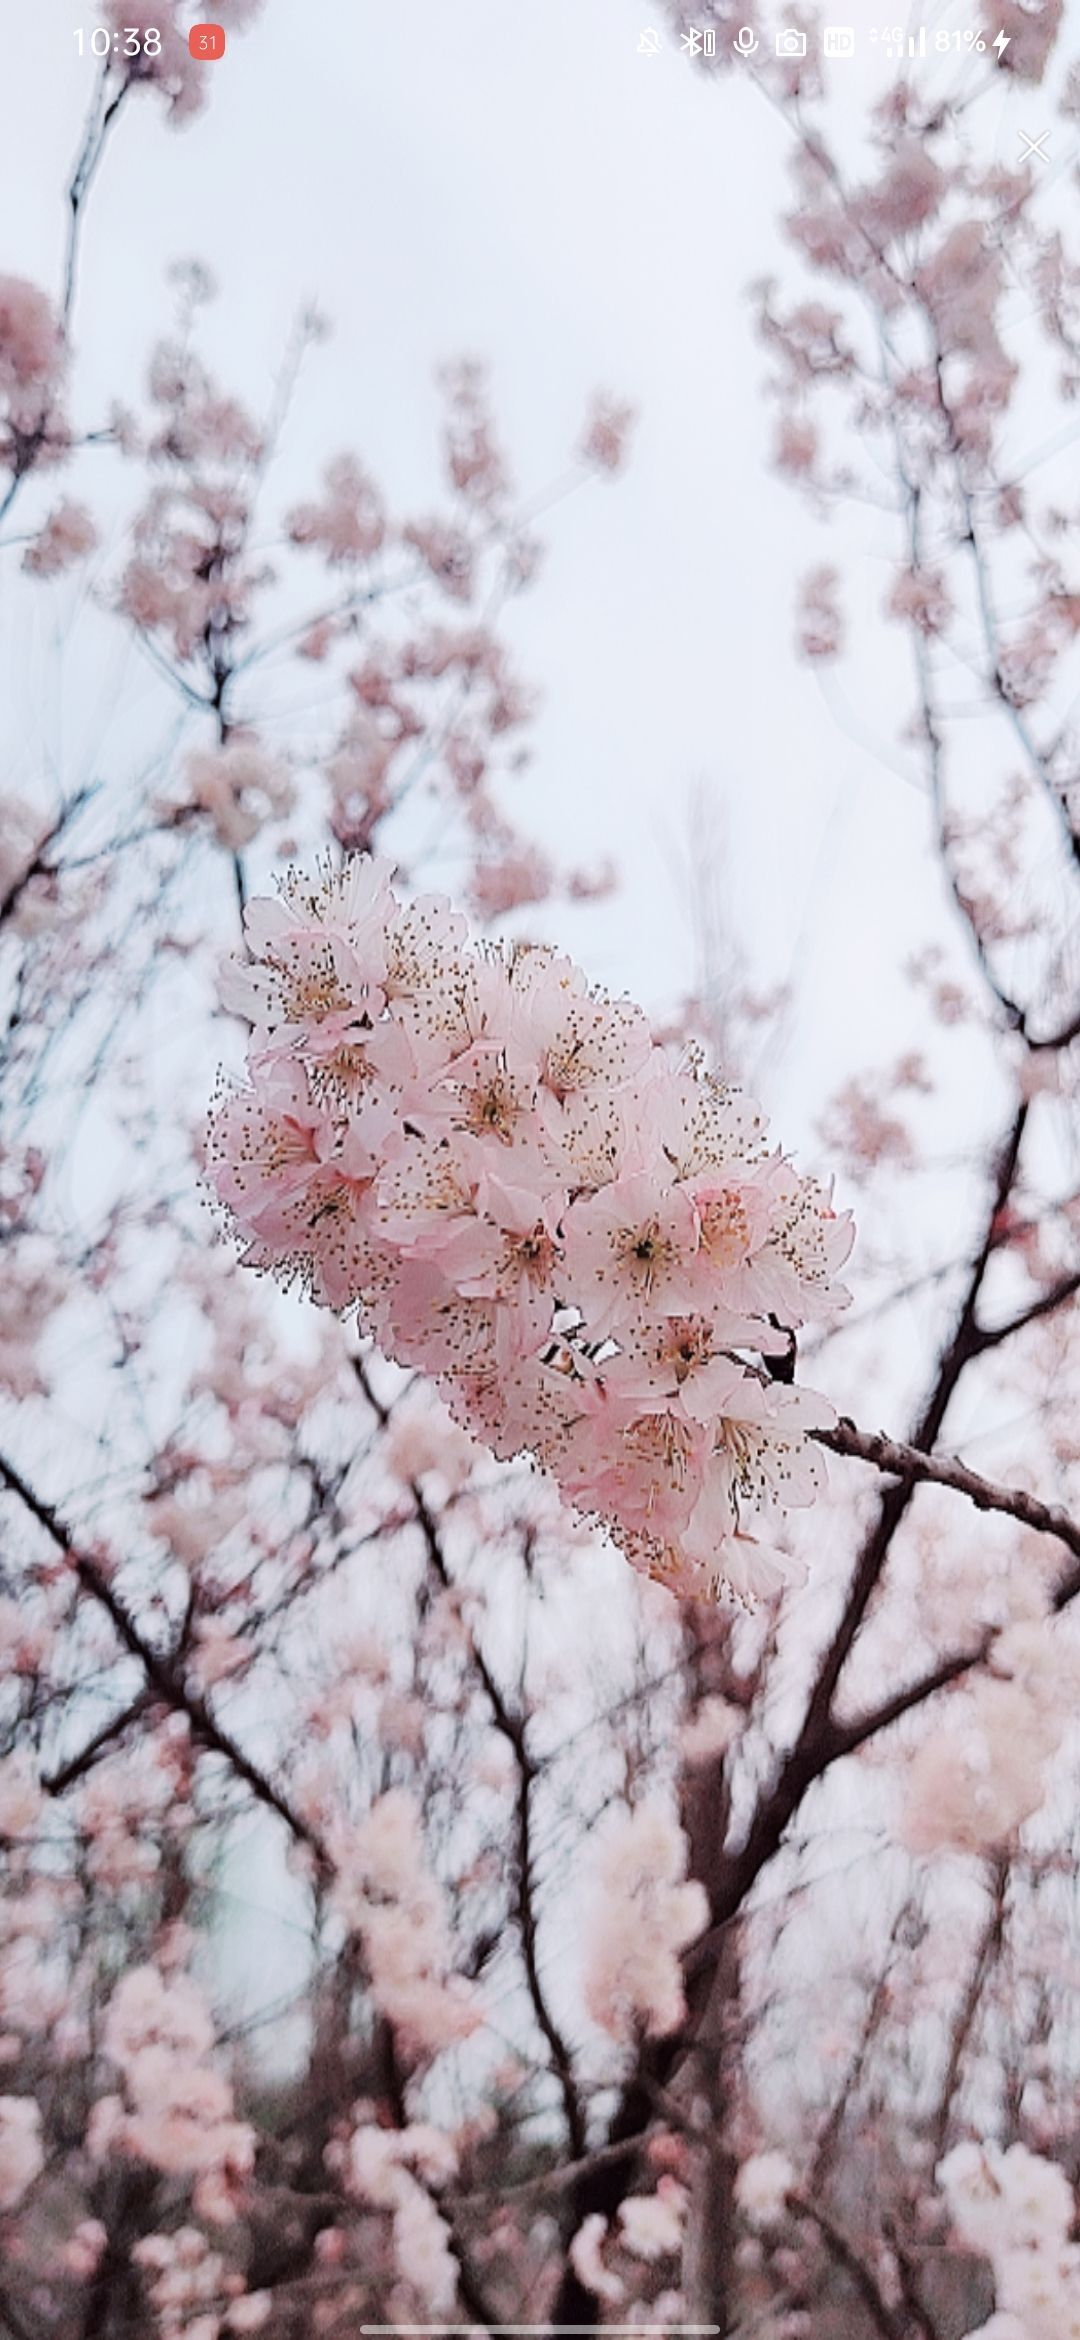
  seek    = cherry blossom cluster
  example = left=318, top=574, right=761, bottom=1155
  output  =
left=0, top=274, right=66, bottom=477
left=207, top=854, right=853, bottom=1603
left=89, top=1965, right=255, bottom=2218
left=735, top=2151, right=797, bottom=2232
left=131, top=2229, right=270, bottom=2339
left=100, top=296, right=618, bottom=916
left=569, top=2181, right=688, bottom=2314
left=324, top=1788, right=480, bottom=2062
left=336, top=2123, right=460, bottom=2316
left=584, top=1803, right=707, bottom=2041
left=0, top=2096, right=44, bottom=2214
left=101, top=2, right=265, bottom=128
left=940, top=2139, right=1080, bottom=2340
left=902, top=1618, right=1080, bottom=1857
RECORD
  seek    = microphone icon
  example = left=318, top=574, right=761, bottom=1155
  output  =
left=734, top=23, right=759, bottom=52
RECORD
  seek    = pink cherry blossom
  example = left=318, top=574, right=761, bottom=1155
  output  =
left=561, top=1172, right=702, bottom=1337
left=568, top=2212, right=626, bottom=2305
left=329, top=1790, right=480, bottom=2060
left=22, top=498, right=97, bottom=578
left=797, top=564, right=844, bottom=660
left=584, top=1802, right=708, bottom=2042
left=97, top=1965, right=254, bottom=2187
left=0, top=1755, right=43, bottom=1840
left=344, top=2123, right=459, bottom=2309
left=0, top=276, right=63, bottom=449
left=209, top=854, right=851, bottom=1604
left=0, top=2097, right=43, bottom=2211
left=580, top=392, right=636, bottom=475
left=181, top=738, right=294, bottom=851
left=287, top=453, right=386, bottom=565
left=618, top=2178, right=687, bottom=2260
left=735, top=2151, right=795, bottom=2230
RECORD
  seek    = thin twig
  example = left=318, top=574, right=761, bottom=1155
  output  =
left=63, top=70, right=129, bottom=327
left=42, top=1692, right=150, bottom=1795
left=0, top=1452, right=330, bottom=1871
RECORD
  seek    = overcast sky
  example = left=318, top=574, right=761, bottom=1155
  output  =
left=2, top=0, right=1046, bottom=1166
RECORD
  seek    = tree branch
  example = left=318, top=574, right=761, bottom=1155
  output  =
left=409, top=1470, right=589, bottom=2162
left=450, top=2131, right=643, bottom=2214
left=830, top=1497, right=1080, bottom=1763
left=970, top=1269, right=1080, bottom=1354
left=807, top=1896, right=914, bottom=2193
left=816, top=1416, right=1080, bottom=1565
left=42, top=1691, right=150, bottom=1796
left=932, top=1858, right=1008, bottom=2160
left=689, top=1106, right=1029, bottom=1951
left=350, top=1355, right=589, bottom=2159
left=63, top=71, right=129, bottom=328
left=0, top=786, right=95, bottom=930
left=793, top=2197, right=911, bottom=2340
left=0, top=1452, right=330, bottom=1872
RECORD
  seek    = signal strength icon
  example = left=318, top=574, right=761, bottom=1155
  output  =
left=882, top=23, right=925, bottom=57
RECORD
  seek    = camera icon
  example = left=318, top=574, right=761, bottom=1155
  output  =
left=775, top=26, right=808, bottom=53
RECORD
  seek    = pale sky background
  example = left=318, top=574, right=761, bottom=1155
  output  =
left=0, top=0, right=1015, bottom=1162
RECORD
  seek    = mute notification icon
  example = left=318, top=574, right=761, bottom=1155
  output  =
left=733, top=24, right=760, bottom=54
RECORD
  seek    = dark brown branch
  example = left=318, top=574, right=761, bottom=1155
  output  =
left=880, top=2215, right=941, bottom=2340
left=828, top=1639, right=993, bottom=1763
left=794, top=2197, right=910, bottom=2340
left=970, top=1269, right=1080, bottom=1354
left=408, top=1470, right=589, bottom=2162
left=933, top=1858, right=1008, bottom=2159
left=0, top=1452, right=330, bottom=1872
left=63, top=73, right=130, bottom=327
left=1028, top=1001, right=1080, bottom=1052
left=804, top=1103, right=1027, bottom=1715
left=351, top=1349, right=391, bottom=1427
left=450, top=2132, right=643, bottom=2213
left=0, top=787, right=94, bottom=929
left=808, top=1897, right=915, bottom=2191
left=42, top=1692, right=150, bottom=1795
left=817, top=1416, right=1080, bottom=1564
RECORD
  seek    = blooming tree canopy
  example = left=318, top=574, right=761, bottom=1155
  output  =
left=4, top=1, right=1080, bottom=2333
